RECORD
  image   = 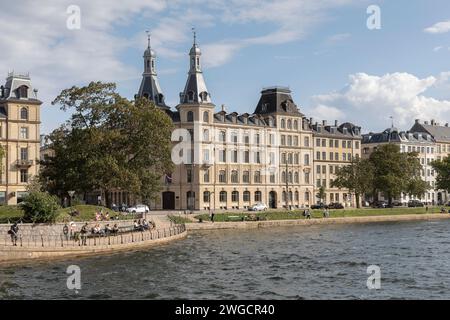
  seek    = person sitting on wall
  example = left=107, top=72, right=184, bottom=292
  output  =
left=142, top=219, right=150, bottom=231
left=112, top=224, right=119, bottom=235
left=104, top=224, right=113, bottom=235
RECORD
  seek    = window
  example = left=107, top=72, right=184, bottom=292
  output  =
left=198, top=167, right=208, bottom=182
left=281, top=119, right=286, bottom=128
left=316, top=139, right=321, bottom=147
left=231, top=132, right=238, bottom=144
left=203, top=191, right=210, bottom=203
left=20, top=169, right=28, bottom=183
left=203, top=149, right=210, bottom=163
left=20, top=127, right=28, bottom=139
left=255, top=191, right=262, bottom=202
left=295, top=191, right=299, bottom=201
left=322, top=139, right=326, bottom=147
left=288, top=172, right=293, bottom=183
left=231, top=191, right=239, bottom=202
left=243, top=191, right=250, bottom=202
left=305, top=192, right=310, bottom=202
left=0, top=191, right=5, bottom=205
left=232, top=150, right=238, bottom=163
left=287, top=119, right=292, bottom=129
left=243, top=171, right=250, bottom=183
left=304, top=154, right=310, bottom=166
left=294, top=172, right=299, bottom=183
left=244, top=150, right=250, bottom=163
left=254, top=134, right=260, bottom=145
left=254, top=152, right=261, bottom=164
left=329, top=139, right=334, bottom=148
left=281, top=135, right=286, bottom=146
left=293, top=120, right=298, bottom=130
left=317, top=165, right=321, bottom=174
left=270, top=172, right=276, bottom=183
left=20, top=147, right=28, bottom=160
left=203, top=129, right=209, bottom=142
left=219, top=170, right=227, bottom=183
left=304, top=172, right=310, bottom=184
left=231, top=170, right=239, bottom=183
left=304, top=137, right=310, bottom=147
left=316, top=151, right=320, bottom=160
left=20, top=107, right=28, bottom=120
left=282, top=171, right=286, bottom=183
left=187, top=111, right=194, bottom=122
left=219, top=191, right=227, bottom=202
left=187, top=168, right=192, bottom=183
left=219, top=131, right=226, bottom=142
left=219, top=150, right=226, bottom=162
left=18, top=86, right=28, bottom=98
left=254, top=171, right=261, bottom=183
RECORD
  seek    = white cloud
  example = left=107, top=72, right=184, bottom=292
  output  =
left=307, top=72, right=450, bottom=132
left=325, top=33, right=351, bottom=45
left=424, top=20, right=450, bottom=34
left=433, top=46, right=443, bottom=52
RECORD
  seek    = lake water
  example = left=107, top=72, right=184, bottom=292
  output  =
left=0, top=220, right=449, bottom=299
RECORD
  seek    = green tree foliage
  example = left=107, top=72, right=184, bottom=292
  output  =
left=0, top=145, right=5, bottom=175
left=20, top=191, right=61, bottom=223
left=331, top=158, right=374, bottom=208
left=316, top=186, right=326, bottom=203
left=369, top=144, right=427, bottom=205
left=40, top=82, right=174, bottom=207
left=431, top=156, right=450, bottom=192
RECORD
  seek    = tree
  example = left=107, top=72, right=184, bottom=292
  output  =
left=20, top=191, right=61, bottom=223
left=0, top=145, right=5, bottom=176
left=40, top=82, right=174, bottom=207
left=431, top=156, right=450, bottom=192
left=369, top=144, right=427, bottom=205
left=331, top=158, right=374, bottom=208
left=316, top=186, right=326, bottom=204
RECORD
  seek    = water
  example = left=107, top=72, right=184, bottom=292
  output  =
left=0, top=220, right=449, bottom=299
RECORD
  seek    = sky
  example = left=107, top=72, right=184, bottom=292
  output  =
left=1, top=0, right=450, bottom=134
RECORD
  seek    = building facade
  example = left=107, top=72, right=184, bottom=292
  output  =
left=136, top=34, right=360, bottom=211
left=312, top=120, right=362, bottom=207
left=0, top=73, right=41, bottom=205
left=362, top=126, right=438, bottom=205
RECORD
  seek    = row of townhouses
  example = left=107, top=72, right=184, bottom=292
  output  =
left=2, top=34, right=450, bottom=209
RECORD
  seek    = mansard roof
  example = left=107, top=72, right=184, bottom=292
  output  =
left=362, top=127, right=434, bottom=144
left=410, top=119, right=450, bottom=143
left=254, top=87, right=303, bottom=116
left=311, top=120, right=362, bottom=139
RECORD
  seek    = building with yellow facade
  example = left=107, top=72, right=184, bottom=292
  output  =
left=0, top=72, right=41, bottom=205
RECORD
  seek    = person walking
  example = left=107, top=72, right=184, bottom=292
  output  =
left=306, top=209, right=311, bottom=219
left=210, top=212, right=215, bottom=223
left=80, top=223, right=88, bottom=246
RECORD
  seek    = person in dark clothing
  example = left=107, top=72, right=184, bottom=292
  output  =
left=8, top=223, right=19, bottom=246
left=210, top=212, right=215, bottom=223
left=80, top=223, right=88, bottom=245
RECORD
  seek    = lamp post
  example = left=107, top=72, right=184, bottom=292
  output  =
left=68, top=190, right=75, bottom=208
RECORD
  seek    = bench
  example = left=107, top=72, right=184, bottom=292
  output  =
left=226, top=215, right=243, bottom=222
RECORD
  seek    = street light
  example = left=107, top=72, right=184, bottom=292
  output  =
left=68, top=190, right=75, bottom=207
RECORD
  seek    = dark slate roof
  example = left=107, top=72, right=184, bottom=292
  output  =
left=137, top=75, right=168, bottom=109
left=362, top=127, right=434, bottom=144
left=212, top=111, right=276, bottom=127
left=254, top=87, right=303, bottom=116
left=410, top=121, right=450, bottom=142
left=312, top=121, right=362, bottom=139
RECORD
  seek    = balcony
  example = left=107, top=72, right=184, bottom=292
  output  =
left=16, top=159, right=33, bottom=167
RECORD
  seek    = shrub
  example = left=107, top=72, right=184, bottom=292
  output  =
left=20, top=191, right=61, bottom=223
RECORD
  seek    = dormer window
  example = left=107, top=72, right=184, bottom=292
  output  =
left=187, top=91, right=194, bottom=102
left=203, top=111, right=209, bottom=123
left=200, top=91, right=208, bottom=102
left=16, top=85, right=28, bottom=99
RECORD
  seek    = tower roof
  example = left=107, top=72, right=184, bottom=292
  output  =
left=137, top=33, right=168, bottom=109
left=179, top=30, right=213, bottom=105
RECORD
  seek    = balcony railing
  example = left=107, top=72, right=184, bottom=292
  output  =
left=16, top=159, right=33, bottom=167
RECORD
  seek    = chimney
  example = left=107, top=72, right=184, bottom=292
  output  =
left=309, top=117, right=313, bottom=124
left=221, top=104, right=226, bottom=112
left=431, top=119, right=435, bottom=125
left=424, top=121, right=429, bottom=125
left=415, top=119, right=419, bottom=124
left=322, top=120, right=327, bottom=126
left=334, top=120, right=338, bottom=126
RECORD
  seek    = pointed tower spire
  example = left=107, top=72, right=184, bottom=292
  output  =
left=137, top=31, right=168, bottom=109
left=179, top=29, right=212, bottom=105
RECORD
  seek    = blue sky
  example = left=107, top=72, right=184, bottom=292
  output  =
left=1, top=0, right=450, bottom=133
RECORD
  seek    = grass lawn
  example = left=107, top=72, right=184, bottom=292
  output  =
left=0, top=204, right=138, bottom=224
left=194, top=206, right=445, bottom=223
left=168, top=215, right=193, bottom=224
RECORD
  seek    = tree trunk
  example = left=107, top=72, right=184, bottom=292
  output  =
left=356, top=193, right=361, bottom=209
left=104, top=190, right=111, bottom=209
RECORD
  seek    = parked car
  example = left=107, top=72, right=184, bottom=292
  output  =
left=392, top=200, right=403, bottom=207
left=328, top=202, right=344, bottom=209
left=372, top=201, right=390, bottom=208
left=248, top=203, right=268, bottom=211
left=408, top=200, right=424, bottom=208
left=126, top=204, right=150, bottom=214
left=311, top=203, right=328, bottom=210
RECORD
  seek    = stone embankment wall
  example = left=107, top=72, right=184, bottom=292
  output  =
left=186, top=213, right=450, bottom=231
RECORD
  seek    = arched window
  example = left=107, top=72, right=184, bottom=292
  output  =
left=281, top=171, right=286, bottom=183
left=20, top=107, right=28, bottom=120
left=288, top=172, right=293, bottom=183
left=203, top=129, right=209, bottom=142
left=219, top=191, right=227, bottom=202
left=203, top=111, right=209, bottom=123
left=200, top=92, right=208, bottom=102
left=231, top=191, right=239, bottom=202
left=281, top=119, right=285, bottom=129
left=295, top=191, right=299, bottom=201
left=289, top=191, right=293, bottom=201
left=243, top=171, right=250, bottom=183
left=293, top=120, right=298, bottom=130
left=254, top=171, right=261, bottom=183
left=231, top=170, right=239, bottom=183
left=203, top=169, right=210, bottom=182
left=18, top=86, right=28, bottom=98
left=243, top=191, right=250, bottom=202
left=287, top=119, right=292, bottom=129
left=219, top=170, right=227, bottom=183
left=304, top=154, right=310, bottom=165
left=254, top=191, right=262, bottom=202
left=305, top=192, right=310, bottom=202
left=294, top=172, right=299, bottom=183
left=187, top=111, right=194, bottom=122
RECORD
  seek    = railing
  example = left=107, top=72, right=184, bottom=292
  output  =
left=1, top=224, right=186, bottom=248
left=15, top=159, right=34, bottom=167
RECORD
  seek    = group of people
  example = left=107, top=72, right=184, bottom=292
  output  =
left=8, top=222, right=19, bottom=246
left=95, top=209, right=110, bottom=221
left=133, top=219, right=155, bottom=232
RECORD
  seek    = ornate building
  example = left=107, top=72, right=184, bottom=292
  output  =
left=137, top=33, right=361, bottom=211
left=0, top=72, right=41, bottom=205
